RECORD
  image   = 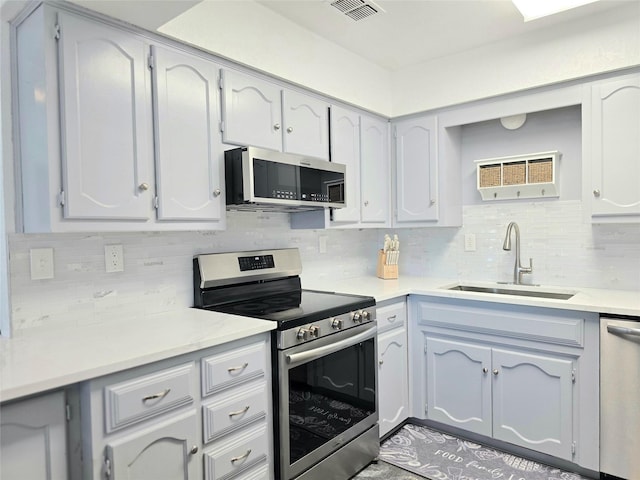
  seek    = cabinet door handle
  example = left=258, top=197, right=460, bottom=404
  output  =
left=286, top=126, right=293, bottom=133
left=482, top=367, right=488, bottom=374
left=190, top=445, right=199, bottom=455
left=593, top=189, right=601, bottom=197
left=142, top=388, right=171, bottom=402
left=139, top=183, right=150, bottom=191
left=227, top=362, right=249, bottom=373
left=273, top=123, right=281, bottom=131
left=230, top=449, right=252, bottom=464
left=493, top=369, right=499, bottom=376
left=228, top=405, right=251, bottom=417
left=213, top=189, right=221, bottom=197
left=379, top=359, right=384, bottom=365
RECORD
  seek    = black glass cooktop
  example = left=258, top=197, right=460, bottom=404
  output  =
left=208, top=289, right=375, bottom=329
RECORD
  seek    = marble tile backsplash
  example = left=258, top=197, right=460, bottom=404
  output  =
left=8, top=201, right=640, bottom=332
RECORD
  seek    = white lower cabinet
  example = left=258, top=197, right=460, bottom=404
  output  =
left=106, top=411, right=199, bottom=479
left=77, top=334, right=272, bottom=480
left=203, top=422, right=269, bottom=480
left=0, top=390, right=68, bottom=480
left=425, top=338, right=574, bottom=459
left=411, top=297, right=600, bottom=472
left=376, top=299, right=409, bottom=437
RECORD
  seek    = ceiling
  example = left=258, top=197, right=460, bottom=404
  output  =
left=5, top=0, right=630, bottom=72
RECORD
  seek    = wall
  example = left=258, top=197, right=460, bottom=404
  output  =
left=9, top=201, right=640, bottom=334
left=7, top=212, right=377, bottom=332
left=391, top=2, right=640, bottom=116
left=157, top=0, right=640, bottom=117
left=158, top=0, right=393, bottom=116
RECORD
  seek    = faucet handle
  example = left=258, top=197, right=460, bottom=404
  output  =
left=523, top=258, right=533, bottom=274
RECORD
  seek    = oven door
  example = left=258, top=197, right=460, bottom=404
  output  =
left=277, top=323, right=378, bottom=480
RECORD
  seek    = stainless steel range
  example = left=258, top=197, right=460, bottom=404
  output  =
left=193, top=248, right=379, bottom=480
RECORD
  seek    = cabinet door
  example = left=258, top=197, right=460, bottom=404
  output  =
left=220, top=69, right=282, bottom=151
left=591, top=74, right=640, bottom=217
left=360, top=115, right=389, bottom=224
left=57, top=12, right=153, bottom=220
left=491, top=348, right=574, bottom=460
left=330, top=106, right=361, bottom=223
left=152, top=45, right=223, bottom=222
left=107, top=411, right=199, bottom=479
left=282, top=90, right=329, bottom=160
left=425, top=337, right=492, bottom=437
left=378, top=328, right=408, bottom=437
left=0, top=391, right=68, bottom=480
left=394, top=116, right=438, bottom=223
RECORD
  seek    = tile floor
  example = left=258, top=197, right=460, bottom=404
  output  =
left=352, top=460, right=423, bottom=479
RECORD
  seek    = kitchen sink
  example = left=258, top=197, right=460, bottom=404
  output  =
left=445, top=284, right=576, bottom=300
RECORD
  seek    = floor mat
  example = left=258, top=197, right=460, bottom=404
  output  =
left=379, top=423, right=592, bottom=480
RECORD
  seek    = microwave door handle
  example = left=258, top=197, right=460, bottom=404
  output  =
left=607, top=325, right=640, bottom=337
left=285, top=325, right=376, bottom=366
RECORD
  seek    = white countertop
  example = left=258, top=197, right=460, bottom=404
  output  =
left=0, top=308, right=276, bottom=403
left=2, top=275, right=638, bottom=403
left=303, top=275, right=640, bottom=316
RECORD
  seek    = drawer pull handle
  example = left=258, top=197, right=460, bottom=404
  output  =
left=228, top=363, right=249, bottom=373
left=387, top=315, right=397, bottom=322
left=228, top=406, right=251, bottom=418
left=142, top=388, right=171, bottom=402
left=231, top=449, right=252, bottom=464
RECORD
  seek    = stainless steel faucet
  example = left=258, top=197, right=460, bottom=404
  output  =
left=502, top=221, right=533, bottom=284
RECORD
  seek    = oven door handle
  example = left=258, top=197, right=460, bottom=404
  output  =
left=286, top=325, right=376, bottom=366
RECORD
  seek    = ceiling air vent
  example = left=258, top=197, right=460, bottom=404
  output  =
left=330, top=0, right=384, bottom=21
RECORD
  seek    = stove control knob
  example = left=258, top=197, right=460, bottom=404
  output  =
left=309, top=325, right=320, bottom=338
left=352, top=312, right=362, bottom=323
left=296, top=328, right=309, bottom=341
left=331, top=318, right=343, bottom=330
left=362, top=310, right=370, bottom=321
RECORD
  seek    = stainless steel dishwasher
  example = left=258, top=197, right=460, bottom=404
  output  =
left=600, top=316, right=640, bottom=479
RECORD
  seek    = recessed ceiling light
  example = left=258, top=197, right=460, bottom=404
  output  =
left=512, top=0, right=600, bottom=21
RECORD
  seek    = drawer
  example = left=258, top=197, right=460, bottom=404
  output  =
left=204, top=423, right=269, bottom=480
left=376, top=301, right=407, bottom=334
left=230, top=462, right=269, bottom=480
left=104, top=362, right=195, bottom=433
left=202, top=381, right=268, bottom=443
left=201, top=341, right=266, bottom=396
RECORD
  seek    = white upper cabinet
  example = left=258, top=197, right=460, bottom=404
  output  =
left=15, top=6, right=226, bottom=231
left=360, top=114, right=390, bottom=224
left=290, top=106, right=390, bottom=229
left=151, top=45, right=224, bottom=223
left=282, top=90, right=329, bottom=160
left=587, top=73, right=640, bottom=221
left=220, top=69, right=282, bottom=152
left=57, top=11, right=154, bottom=221
left=394, top=115, right=438, bottom=223
left=220, top=68, right=329, bottom=159
left=330, top=106, right=361, bottom=223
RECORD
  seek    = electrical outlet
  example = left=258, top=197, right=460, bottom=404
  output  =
left=464, top=234, right=477, bottom=252
left=30, top=248, right=54, bottom=280
left=105, top=245, right=124, bottom=273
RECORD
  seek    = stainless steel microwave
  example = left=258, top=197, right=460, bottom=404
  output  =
left=225, top=147, right=346, bottom=211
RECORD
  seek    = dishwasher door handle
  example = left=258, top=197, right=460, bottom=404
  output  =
left=607, top=325, right=640, bottom=337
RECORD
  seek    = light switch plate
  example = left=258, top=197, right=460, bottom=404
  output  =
left=30, top=248, right=54, bottom=280
left=464, top=234, right=477, bottom=252
left=318, top=235, right=328, bottom=254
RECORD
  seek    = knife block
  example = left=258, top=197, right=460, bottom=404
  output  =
left=376, top=250, right=398, bottom=280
